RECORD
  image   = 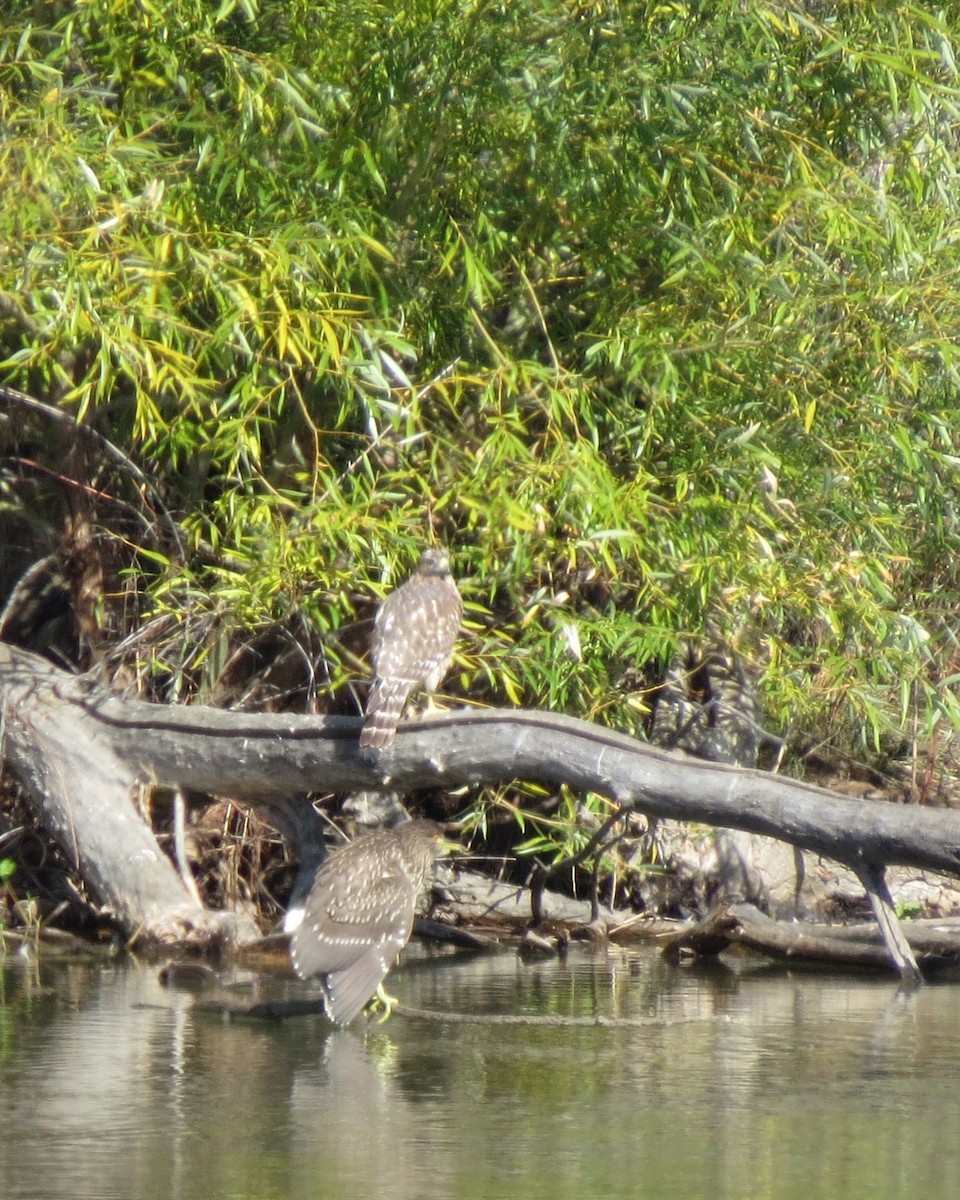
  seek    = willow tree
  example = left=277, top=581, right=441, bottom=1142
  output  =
left=2, top=1, right=960, bottom=883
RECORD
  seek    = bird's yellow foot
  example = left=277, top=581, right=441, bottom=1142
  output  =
left=366, top=982, right=399, bottom=1023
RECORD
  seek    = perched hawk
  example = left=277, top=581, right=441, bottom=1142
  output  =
left=359, top=548, right=462, bottom=750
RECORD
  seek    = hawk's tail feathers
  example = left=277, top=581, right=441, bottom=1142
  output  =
left=359, top=678, right=411, bottom=749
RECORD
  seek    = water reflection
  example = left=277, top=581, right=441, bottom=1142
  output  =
left=2, top=945, right=960, bottom=1200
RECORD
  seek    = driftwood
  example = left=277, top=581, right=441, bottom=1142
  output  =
left=4, top=643, right=960, bottom=975
left=665, top=903, right=960, bottom=974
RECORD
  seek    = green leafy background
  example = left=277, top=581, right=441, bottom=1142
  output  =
left=3, top=0, right=960, bottom=781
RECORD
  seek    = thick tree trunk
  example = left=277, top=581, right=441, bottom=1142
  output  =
left=0, top=649, right=261, bottom=946
left=4, top=643, right=960, bottom=967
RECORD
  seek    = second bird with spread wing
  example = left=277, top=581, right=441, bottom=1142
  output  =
left=359, top=547, right=462, bottom=749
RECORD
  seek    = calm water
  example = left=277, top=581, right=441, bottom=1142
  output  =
left=1, top=942, right=959, bottom=1200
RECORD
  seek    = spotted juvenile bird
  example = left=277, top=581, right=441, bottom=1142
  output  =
left=359, top=548, right=462, bottom=750
left=290, top=820, right=452, bottom=1024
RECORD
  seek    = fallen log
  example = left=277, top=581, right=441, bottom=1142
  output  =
left=665, top=903, right=960, bottom=973
left=4, top=642, right=960, bottom=975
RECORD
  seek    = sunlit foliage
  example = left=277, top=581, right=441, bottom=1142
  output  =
left=3, top=0, right=960, bottom=761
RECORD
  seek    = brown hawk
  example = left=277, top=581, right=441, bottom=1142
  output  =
left=359, top=548, right=462, bottom=750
